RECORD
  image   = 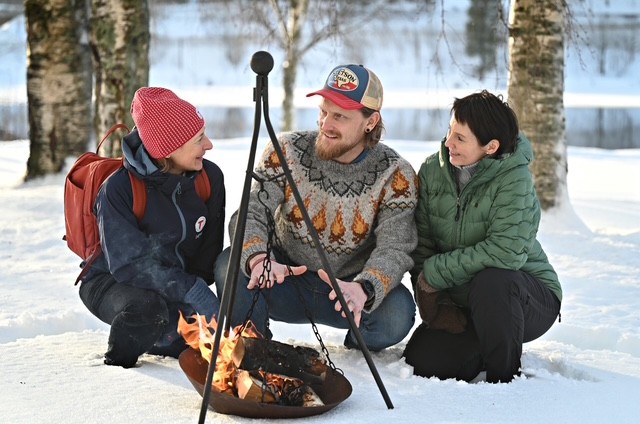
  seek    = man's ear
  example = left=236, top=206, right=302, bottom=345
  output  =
left=367, top=111, right=381, bottom=128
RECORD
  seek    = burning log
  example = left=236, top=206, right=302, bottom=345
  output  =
left=235, top=370, right=324, bottom=407
left=285, top=383, right=324, bottom=407
left=178, top=315, right=345, bottom=413
left=235, top=370, right=277, bottom=403
left=232, top=336, right=328, bottom=384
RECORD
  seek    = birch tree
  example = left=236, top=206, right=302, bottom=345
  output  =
left=24, top=0, right=92, bottom=179
left=90, top=0, right=149, bottom=157
left=507, top=0, right=568, bottom=209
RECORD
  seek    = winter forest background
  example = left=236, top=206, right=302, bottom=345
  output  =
left=1, top=1, right=640, bottom=423
left=1, top=0, right=639, bottom=149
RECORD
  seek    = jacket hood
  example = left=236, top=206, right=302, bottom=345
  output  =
left=510, top=133, right=534, bottom=165
left=122, top=129, right=160, bottom=178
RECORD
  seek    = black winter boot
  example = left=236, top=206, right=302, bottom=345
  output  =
left=104, top=308, right=167, bottom=368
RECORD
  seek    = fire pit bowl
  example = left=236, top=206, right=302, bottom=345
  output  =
left=179, top=347, right=352, bottom=418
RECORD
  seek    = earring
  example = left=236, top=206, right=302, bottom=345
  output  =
left=365, top=128, right=371, bottom=133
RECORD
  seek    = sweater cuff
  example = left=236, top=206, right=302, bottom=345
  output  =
left=357, top=280, right=376, bottom=309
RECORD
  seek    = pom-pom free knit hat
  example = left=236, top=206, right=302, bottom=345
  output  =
left=131, top=87, right=205, bottom=159
left=306, top=64, right=383, bottom=111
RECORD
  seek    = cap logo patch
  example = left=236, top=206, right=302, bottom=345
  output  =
left=329, top=68, right=359, bottom=92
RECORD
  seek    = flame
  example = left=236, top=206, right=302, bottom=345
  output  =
left=177, top=312, right=260, bottom=393
left=177, top=313, right=318, bottom=405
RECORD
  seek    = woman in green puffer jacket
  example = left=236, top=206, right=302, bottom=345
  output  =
left=402, top=90, right=562, bottom=383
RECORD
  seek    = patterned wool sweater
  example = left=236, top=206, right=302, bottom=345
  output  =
left=237, top=130, right=418, bottom=311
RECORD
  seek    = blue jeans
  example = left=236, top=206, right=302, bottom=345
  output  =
left=214, top=247, right=415, bottom=352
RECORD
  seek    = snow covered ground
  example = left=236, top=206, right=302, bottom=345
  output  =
left=1, top=136, right=639, bottom=423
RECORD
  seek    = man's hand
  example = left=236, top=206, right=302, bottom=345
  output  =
left=247, top=253, right=307, bottom=289
left=318, top=269, right=366, bottom=327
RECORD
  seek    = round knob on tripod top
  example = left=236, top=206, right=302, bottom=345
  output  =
left=250, top=51, right=274, bottom=75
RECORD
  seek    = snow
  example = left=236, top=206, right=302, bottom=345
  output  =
left=2, top=0, right=640, bottom=423
left=1, top=135, right=640, bottom=423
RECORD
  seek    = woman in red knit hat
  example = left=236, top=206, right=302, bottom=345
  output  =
left=77, top=87, right=226, bottom=368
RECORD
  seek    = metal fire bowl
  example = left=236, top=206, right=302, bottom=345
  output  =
left=179, top=348, right=352, bottom=418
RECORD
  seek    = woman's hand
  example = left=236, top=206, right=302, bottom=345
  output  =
left=417, top=271, right=438, bottom=294
left=416, top=272, right=467, bottom=334
left=247, top=253, right=307, bottom=289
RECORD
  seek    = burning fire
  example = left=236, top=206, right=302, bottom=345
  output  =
left=177, top=312, right=260, bottom=394
left=178, top=313, right=326, bottom=407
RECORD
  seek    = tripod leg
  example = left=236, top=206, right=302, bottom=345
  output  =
left=197, top=75, right=267, bottom=424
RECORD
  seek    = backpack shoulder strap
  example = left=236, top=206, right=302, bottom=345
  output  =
left=97, top=123, right=130, bottom=153
left=128, top=169, right=147, bottom=221
left=194, top=168, right=211, bottom=202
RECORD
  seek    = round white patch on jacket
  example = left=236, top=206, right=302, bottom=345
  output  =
left=195, top=216, right=206, bottom=233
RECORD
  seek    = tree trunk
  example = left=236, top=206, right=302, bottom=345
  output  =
left=90, top=0, right=149, bottom=157
left=282, top=50, right=299, bottom=132
left=24, top=0, right=92, bottom=180
left=277, top=0, right=308, bottom=132
left=507, top=0, right=568, bottom=210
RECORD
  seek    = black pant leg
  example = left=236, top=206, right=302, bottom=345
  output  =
left=468, top=268, right=560, bottom=383
left=79, top=273, right=171, bottom=367
left=402, top=322, right=483, bottom=382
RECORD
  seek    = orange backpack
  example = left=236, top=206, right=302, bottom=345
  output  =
left=63, top=124, right=211, bottom=284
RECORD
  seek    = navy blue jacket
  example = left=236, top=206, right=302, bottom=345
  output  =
left=84, top=130, right=225, bottom=303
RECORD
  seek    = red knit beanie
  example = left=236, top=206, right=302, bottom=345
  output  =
left=131, top=87, right=205, bottom=159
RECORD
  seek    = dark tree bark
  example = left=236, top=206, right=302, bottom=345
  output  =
left=24, top=0, right=92, bottom=179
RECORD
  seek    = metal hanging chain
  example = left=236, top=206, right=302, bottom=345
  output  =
left=263, top=200, right=340, bottom=372
left=236, top=176, right=277, bottom=338
left=237, top=173, right=339, bottom=372
left=290, top=274, right=341, bottom=373
left=237, top=172, right=287, bottom=337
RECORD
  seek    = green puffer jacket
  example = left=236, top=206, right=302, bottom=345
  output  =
left=411, top=134, right=562, bottom=307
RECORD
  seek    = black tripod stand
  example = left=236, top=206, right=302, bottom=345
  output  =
left=197, top=51, right=393, bottom=424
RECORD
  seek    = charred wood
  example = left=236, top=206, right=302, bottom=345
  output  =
left=235, top=370, right=324, bottom=407
left=232, top=337, right=328, bottom=384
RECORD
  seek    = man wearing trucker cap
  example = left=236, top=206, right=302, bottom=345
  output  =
left=215, top=64, right=418, bottom=351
